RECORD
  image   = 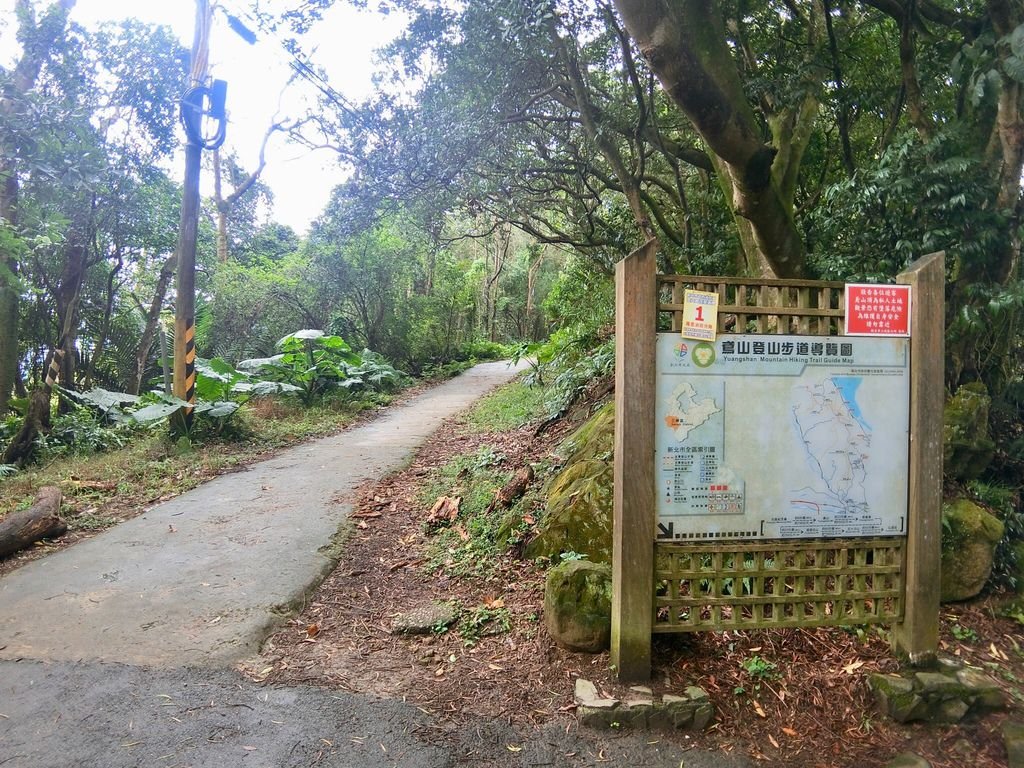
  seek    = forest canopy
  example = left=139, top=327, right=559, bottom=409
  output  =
left=1, top=0, right=1023, bottom=465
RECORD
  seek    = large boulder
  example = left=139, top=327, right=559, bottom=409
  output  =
left=941, top=499, right=1004, bottom=602
left=944, top=383, right=996, bottom=481
left=526, top=402, right=614, bottom=562
left=544, top=559, right=612, bottom=652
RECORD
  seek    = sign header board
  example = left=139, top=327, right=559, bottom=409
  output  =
left=845, top=284, right=912, bottom=336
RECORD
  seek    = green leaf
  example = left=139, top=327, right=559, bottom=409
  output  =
left=237, top=354, right=284, bottom=372
left=247, top=381, right=302, bottom=396
left=1010, top=23, right=1024, bottom=58
left=130, top=401, right=184, bottom=423
left=278, top=329, right=325, bottom=346
left=67, top=387, right=142, bottom=411
left=205, top=401, right=240, bottom=418
left=316, top=335, right=352, bottom=351
left=1006, top=55, right=1024, bottom=84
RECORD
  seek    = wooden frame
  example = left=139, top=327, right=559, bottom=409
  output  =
left=611, top=248, right=944, bottom=680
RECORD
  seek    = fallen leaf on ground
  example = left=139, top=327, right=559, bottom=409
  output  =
left=426, top=496, right=461, bottom=527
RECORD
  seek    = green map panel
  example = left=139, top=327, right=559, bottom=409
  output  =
left=655, top=333, right=910, bottom=542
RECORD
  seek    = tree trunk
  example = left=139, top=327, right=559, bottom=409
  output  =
left=611, top=0, right=807, bottom=278
left=0, top=485, right=66, bottom=559
left=990, top=0, right=1024, bottom=283
left=53, top=238, right=89, bottom=412
left=1, top=385, right=52, bottom=466
left=84, top=249, right=124, bottom=389
left=130, top=253, right=177, bottom=395
left=0, top=170, right=20, bottom=415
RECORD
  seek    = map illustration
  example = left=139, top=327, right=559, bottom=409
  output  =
left=655, top=333, right=909, bottom=541
left=790, top=376, right=870, bottom=516
left=663, top=382, right=721, bottom=441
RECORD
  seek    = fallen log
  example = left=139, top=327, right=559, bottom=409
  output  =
left=486, top=465, right=535, bottom=514
left=0, top=486, right=67, bottom=559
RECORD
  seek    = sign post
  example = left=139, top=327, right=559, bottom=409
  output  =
left=893, top=253, right=944, bottom=664
left=612, top=257, right=944, bottom=679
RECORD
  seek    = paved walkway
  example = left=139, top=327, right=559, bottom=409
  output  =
left=0, top=360, right=753, bottom=768
left=0, top=360, right=528, bottom=667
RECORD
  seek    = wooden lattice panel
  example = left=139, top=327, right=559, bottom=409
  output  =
left=653, top=539, right=904, bottom=633
left=658, top=275, right=846, bottom=336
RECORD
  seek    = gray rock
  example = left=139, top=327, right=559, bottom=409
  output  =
left=869, top=673, right=924, bottom=722
left=940, top=498, right=1004, bottom=602
left=935, top=698, right=970, bottom=724
left=1004, top=721, right=1024, bottom=768
left=544, top=560, right=612, bottom=652
left=869, top=673, right=914, bottom=695
left=885, top=753, right=932, bottom=768
left=944, top=383, right=996, bottom=481
left=685, top=685, right=710, bottom=702
left=574, top=678, right=619, bottom=709
left=391, top=601, right=459, bottom=635
left=692, top=702, right=715, bottom=730
left=935, top=655, right=963, bottom=675
left=913, top=671, right=960, bottom=694
left=661, top=694, right=695, bottom=729
left=892, top=693, right=928, bottom=723
left=625, top=703, right=653, bottom=728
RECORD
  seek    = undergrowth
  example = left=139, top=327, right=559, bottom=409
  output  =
left=464, top=381, right=548, bottom=433
left=0, top=399, right=376, bottom=534
left=420, top=446, right=515, bottom=580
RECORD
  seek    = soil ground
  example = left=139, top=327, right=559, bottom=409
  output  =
left=252, top=385, right=1024, bottom=768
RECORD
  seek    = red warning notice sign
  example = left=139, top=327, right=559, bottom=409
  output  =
left=845, top=284, right=911, bottom=336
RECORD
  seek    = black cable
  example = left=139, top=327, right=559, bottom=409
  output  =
left=180, top=85, right=228, bottom=150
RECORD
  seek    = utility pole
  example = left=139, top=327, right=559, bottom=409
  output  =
left=172, top=0, right=226, bottom=437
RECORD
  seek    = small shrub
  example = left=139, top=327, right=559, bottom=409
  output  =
left=458, top=604, right=512, bottom=647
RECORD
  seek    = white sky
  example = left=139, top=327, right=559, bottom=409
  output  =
left=2, top=1, right=407, bottom=233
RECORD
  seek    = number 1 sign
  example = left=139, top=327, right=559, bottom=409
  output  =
left=681, top=289, right=719, bottom=341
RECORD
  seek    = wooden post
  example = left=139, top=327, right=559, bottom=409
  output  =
left=611, top=239, right=657, bottom=681
left=893, top=251, right=945, bottom=664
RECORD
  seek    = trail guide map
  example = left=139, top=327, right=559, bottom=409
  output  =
left=655, top=334, right=910, bottom=541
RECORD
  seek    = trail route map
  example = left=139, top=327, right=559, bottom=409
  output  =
left=656, top=334, right=910, bottom=541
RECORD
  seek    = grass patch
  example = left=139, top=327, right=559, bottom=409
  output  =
left=464, top=380, right=546, bottom=434
left=420, top=446, right=515, bottom=580
left=457, top=604, right=512, bottom=646
left=0, top=397, right=376, bottom=533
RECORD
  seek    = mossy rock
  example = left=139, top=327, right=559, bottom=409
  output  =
left=941, top=498, right=1004, bottom=602
left=544, top=559, right=612, bottom=652
left=526, top=402, right=614, bottom=562
left=944, top=383, right=996, bottom=481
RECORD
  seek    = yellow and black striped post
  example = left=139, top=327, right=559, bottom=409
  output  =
left=171, top=314, right=196, bottom=435
left=43, top=348, right=64, bottom=394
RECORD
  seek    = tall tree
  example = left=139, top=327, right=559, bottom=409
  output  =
left=0, top=0, right=76, bottom=414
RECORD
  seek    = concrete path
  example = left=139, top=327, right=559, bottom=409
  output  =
left=0, top=360, right=754, bottom=768
left=0, top=360, right=528, bottom=667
